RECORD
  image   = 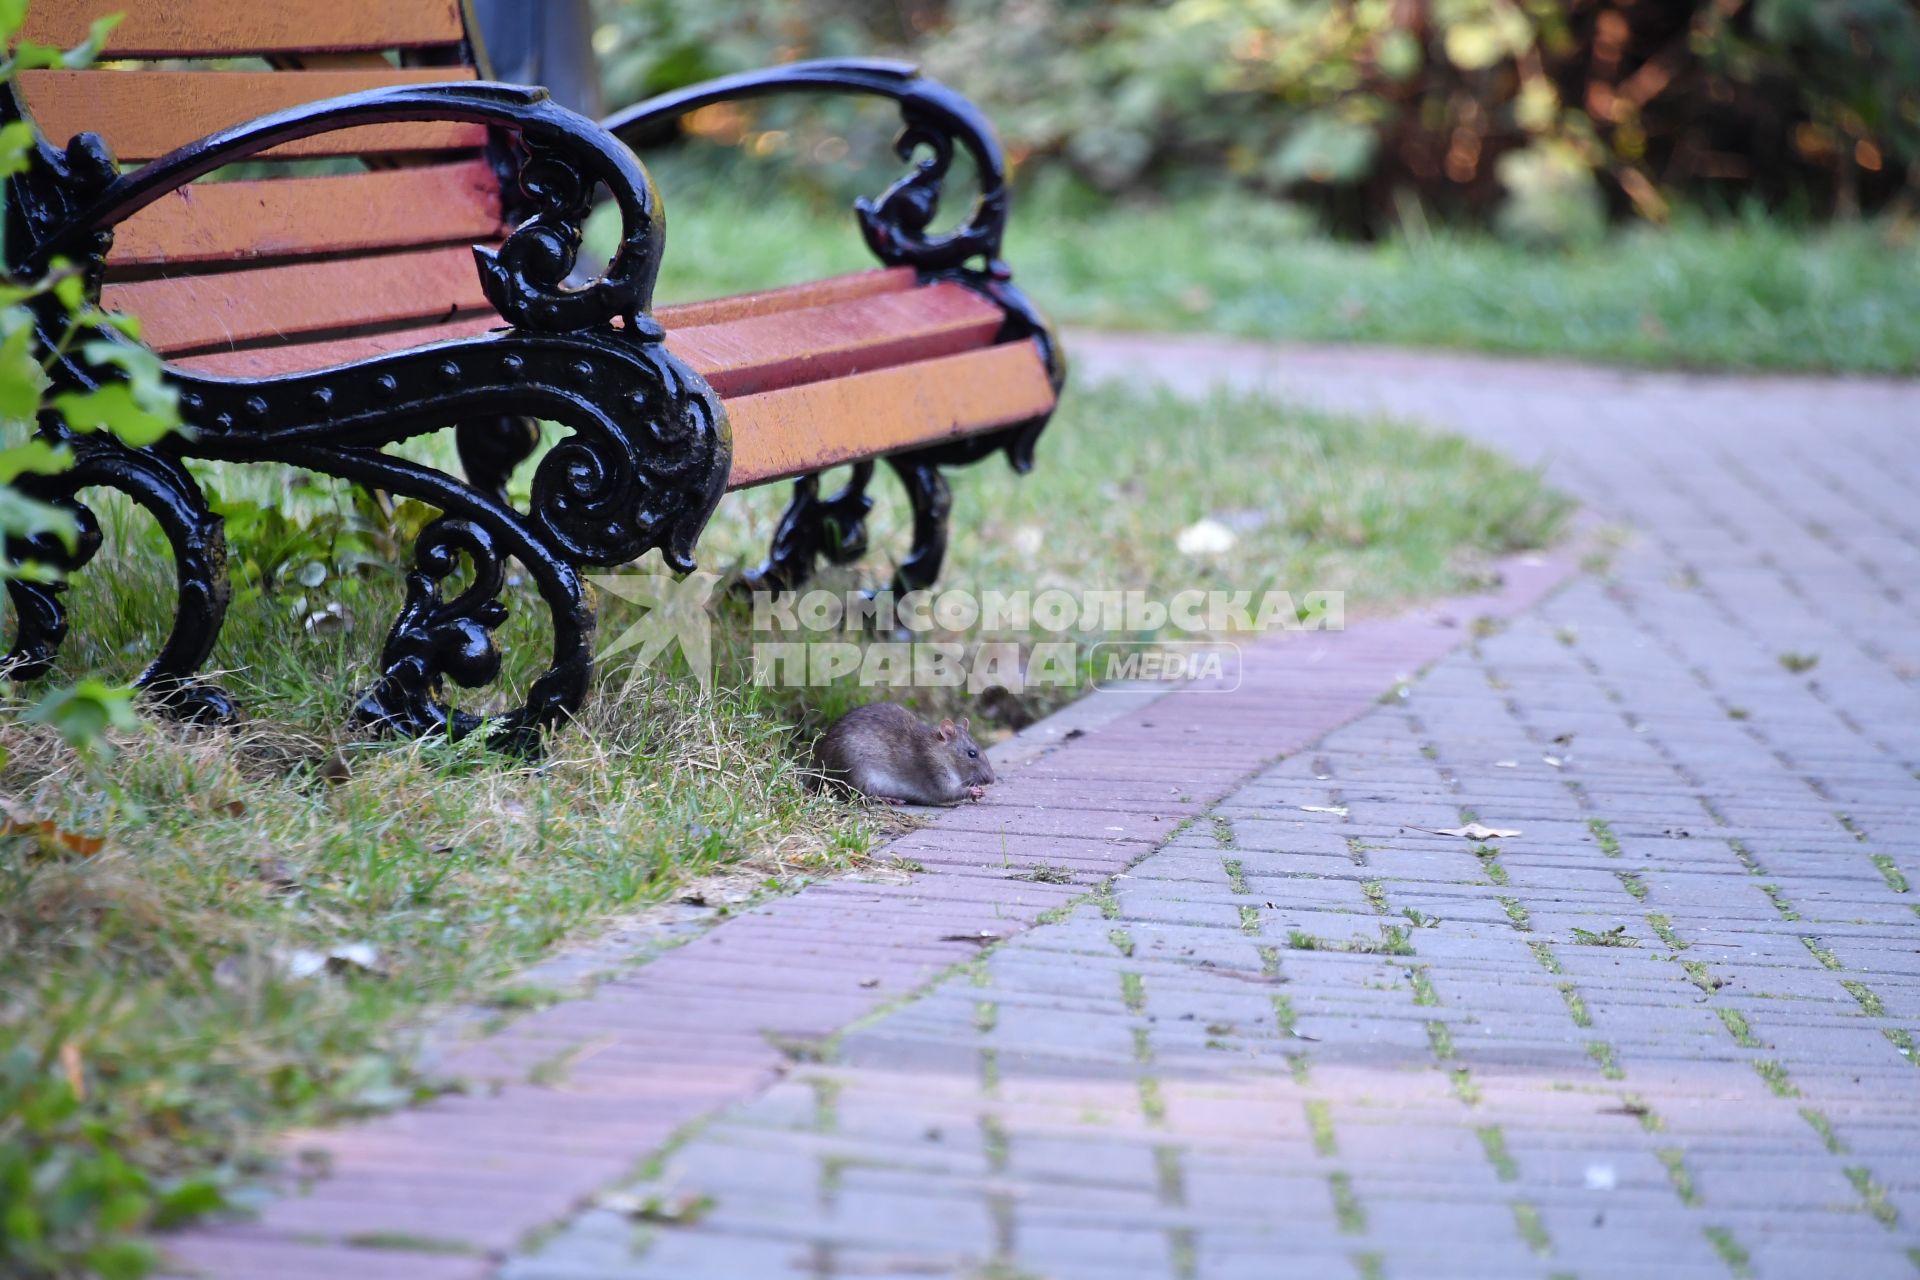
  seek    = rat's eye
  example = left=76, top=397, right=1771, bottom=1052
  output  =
left=967, top=748, right=979, bottom=758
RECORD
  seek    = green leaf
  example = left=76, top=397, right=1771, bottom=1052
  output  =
left=0, top=438, right=73, bottom=483
left=84, top=1239, right=160, bottom=1280
left=6, top=39, right=69, bottom=72
left=52, top=382, right=178, bottom=447
left=151, top=1177, right=224, bottom=1229
left=0, top=316, right=47, bottom=421
left=1376, top=28, right=1423, bottom=81
left=24, top=678, right=142, bottom=753
left=1270, top=113, right=1379, bottom=186
left=0, top=484, right=78, bottom=551
left=61, top=14, right=125, bottom=69
left=0, top=120, right=39, bottom=180
left=0, top=0, right=28, bottom=46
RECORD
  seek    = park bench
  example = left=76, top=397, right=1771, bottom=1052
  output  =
left=2, top=1, right=1062, bottom=748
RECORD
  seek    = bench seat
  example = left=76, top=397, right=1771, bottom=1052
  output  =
left=4, top=3, right=1061, bottom=748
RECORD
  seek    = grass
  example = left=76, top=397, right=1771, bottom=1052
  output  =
left=615, top=154, right=1920, bottom=375
left=1, top=348, right=1566, bottom=1270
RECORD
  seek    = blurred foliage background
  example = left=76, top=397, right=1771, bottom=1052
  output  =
left=592, top=0, right=1920, bottom=244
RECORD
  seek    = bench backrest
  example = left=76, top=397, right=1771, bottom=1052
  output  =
left=15, top=1, right=506, bottom=361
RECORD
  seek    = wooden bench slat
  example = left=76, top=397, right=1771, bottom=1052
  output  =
left=21, top=1, right=466, bottom=57
left=167, top=317, right=501, bottom=378
left=18, top=68, right=486, bottom=163
left=103, top=245, right=492, bottom=354
left=164, top=281, right=1008, bottom=399
left=655, top=268, right=919, bottom=329
left=671, top=283, right=1004, bottom=397
left=726, top=343, right=1056, bottom=489
left=109, top=162, right=504, bottom=269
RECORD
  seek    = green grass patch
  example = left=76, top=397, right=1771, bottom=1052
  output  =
left=1328, top=1172, right=1365, bottom=1234
left=1846, top=1166, right=1898, bottom=1228
left=1408, top=967, right=1439, bottom=1008
left=1305, top=1100, right=1337, bottom=1157
left=1471, top=844, right=1509, bottom=885
left=1571, top=925, right=1637, bottom=948
left=1646, top=913, right=1684, bottom=949
left=1137, top=1077, right=1167, bottom=1125
left=1704, top=1226, right=1752, bottom=1278
left=1716, top=1008, right=1761, bottom=1049
left=1656, top=1149, right=1700, bottom=1206
left=1682, top=962, right=1725, bottom=996
left=1842, top=981, right=1886, bottom=1018
left=1799, top=1107, right=1845, bottom=1154
left=1800, top=937, right=1843, bottom=971
left=1872, top=855, right=1909, bottom=894
left=1476, top=1125, right=1518, bottom=1180
left=1752, top=1060, right=1799, bottom=1098
left=1512, top=1202, right=1551, bottom=1256
left=1272, top=995, right=1299, bottom=1038
left=1223, top=859, right=1249, bottom=895
left=1587, top=818, right=1622, bottom=857
left=1287, top=926, right=1415, bottom=956
left=625, top=167, right=1920, bottom=375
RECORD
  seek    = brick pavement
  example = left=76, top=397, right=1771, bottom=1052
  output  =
left=164, top=343, right=1920, bottom=1279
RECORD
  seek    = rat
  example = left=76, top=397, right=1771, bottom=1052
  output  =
left=812, top=702, right=995, bottom=806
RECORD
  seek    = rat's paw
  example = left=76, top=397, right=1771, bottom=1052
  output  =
left=967, top=785, right=987, bottom=800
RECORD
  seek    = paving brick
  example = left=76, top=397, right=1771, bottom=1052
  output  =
left=162, top=341, right=1920, bottom=1277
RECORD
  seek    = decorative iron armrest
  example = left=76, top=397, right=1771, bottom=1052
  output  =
left=601, top=58, right=1011, bottom=278
left=17, top=81, right=668, bottom=336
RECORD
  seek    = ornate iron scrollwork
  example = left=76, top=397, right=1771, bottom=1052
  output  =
left=2, top=81, right=730, bottom=749
left=736, top=462, right=876, bottom=596
left=2, top=429, right=237, bottom=722
left=604, top=58, right=1013, bottom=279
left=607, top=60, right=1065, bottom=601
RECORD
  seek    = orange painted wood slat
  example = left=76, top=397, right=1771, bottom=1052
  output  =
left=103, top=245, right=492, bottom=354
left=21, top=0, right=466, bottom=57
left=168, top=281, right=1005, bottom=394
left=725, top=343, right=1056, bottom=489
left=109, top=162, right=504, bottom=268
left=168, top=317, right=501, bottom=378
left=671, top=283, right=1004, bottom=398
left=655, top=269, right=918, bottom=329
left=18, top=68, right=486, bottom=163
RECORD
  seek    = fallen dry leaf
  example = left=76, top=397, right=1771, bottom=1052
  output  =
left=58, top=1041, right=85, bottom=1101
left=1431, top=823, right=1522, bottom=840
left=2, top=803, right=106, bottom=857
left=1301, top=805, right=1349, bottom=816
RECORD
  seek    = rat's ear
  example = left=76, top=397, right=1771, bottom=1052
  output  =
left=937, top=718, right=956, bottom=741
left=958, top=716, right=970, bottom=733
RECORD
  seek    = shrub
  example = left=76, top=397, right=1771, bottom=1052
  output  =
left=593, top=0, right=1920, bottom=237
